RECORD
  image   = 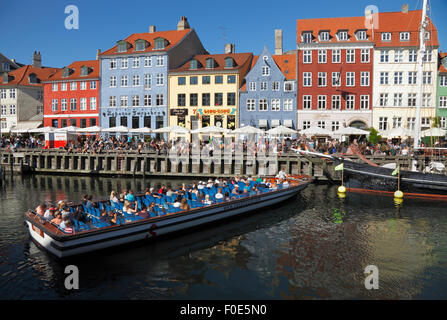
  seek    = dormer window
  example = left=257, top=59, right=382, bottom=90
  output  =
left=319, top=31, right=330, bottom=42
left=62, top=67, right=71, bottom=78
left=381, top=32, right=391, bottom=42
left=425, top=31, right=431, bottom=40
left=356, top=30, right=367, bottom=41
left=117, top=40, right=129, bottom=53
left=338, top=30, right=348, bottom=41
left=28, top=73, right=38, bottom=84
left=225, top=57, right=235, bottom=68
left=80, top=66, right=89, bottom=76
left=135, top=39, right=147, bottom=51
left=190, top=59, right=199, bottom=69
left=302, top=32, right=313, bottom=43
left=154, top=38, right=166, bottom=50
left=2, top=63, right=10, bottom=72
left=263, top=55, right=268, bottom=61
left=206, top=58, right=216, bottom=69
left=400, top=32, right=410, bottom=41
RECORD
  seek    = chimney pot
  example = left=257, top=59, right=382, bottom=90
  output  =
left=225, top=44, right=235, bottom=54
left=275, top=29, right=283, bottom=55
left=149, top=25, right=156, bottom=33
left=33, top=51, right=42, bottom=68
left=177, top=16, right=190, bottom=31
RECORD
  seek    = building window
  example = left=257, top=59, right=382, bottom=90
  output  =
left=422, top=117, right=431, bottom=128
left=52, top=83, right=58, bottom=92
left=109, top=96, right=116, bottom=107
left=70, top=82, right=77, bottom=91
left=156, top=56, right=164, bottom=66
left=227, top=93, right=236, bottom=106
left=178, top=77, right=186, bottom=85
left=246, top=99, right=256, bottom=111
left=156, top=74, right=164, bottom=85
left=132, top=95, right=139, bottom=107
left=441, top=117, right=447, bottom=129
left=332, top=95, right=341, bottom=109
left=120, top=96, right=128, bottom=107
left=380, top=72, right=389, bottom=85
left=110, top=59, right=117, bottom=69
left=338, top=31, right=348, bottom=41
left=215, top=76, right=223, bottom=84
left=320, top=31, right=330, bottom=41
left=303, top=72, right=312, bottom=87
left=408, top=93, right=417, bottom=107
left=90, top=97, right=97, bottom=110
left=144, top=74, right=152, bottom=88
left=0, top=105, right=6, bottom=115
left=249, top=82, right=256, bottom=91
left=394, top=50, right=403, bottom=63
left=90, top=81, right=97, bottom=90
left=303, top=121, right=311, bottom=130
left=423, top=71, right=432, bottom=84
left=318, top=72, right=327, bottom=87
left=318, top=50, right=327, bottom=63
left=121, top=75, right=128, bottom=87
left=109, top=117, right=116, bottom=128
left=360, top=95, right=369, bottom=109
left=440, top=76, right=447, bottom=87
left=271, top=99, right=280, bottom=111
left=345, top=95, right=355, bottom=109
left=202, top=76, right=211, bottom=85
left=156, top=94, right=164, bottom=106
left=121, top=58, right=128, bottom=69
left=302, top=32, right=313, bottom=43
left=259, top=98, right=268, bottom=111
left=284, top=99, right=293, bottom=111
left=51, top=99, right=58, bottom=112
left=409, top=50, right=417, bottom=63
left=380, top=50, right=389, bottom=63
left=439, top=96, right=447, bottom=108
left=52, top=119, right=58, bottom=128
left=332, top=49, right=341, bottom=63
left=303, top=95, right=312, bottom=109
left=400, top=32, right=410, bottom=41
left=144, top=57, right=152, bottom=67
left=80, top=98, right=87, bottom=110
left=70, top=98, right=77, bottom=110
left=144, top=94, right=152, bottom=106
left=120, top=116, right=127, bottom=127
left=177, top=94, right=186, bottom=106
left=346, top=49, right=355, bottom=63
left=132, top=57, right=140, bottom=68
left=381, top=33, right=391, bottom=41
left=61, top=99, right=67, bottom=111
left=408, top=72, right=417, bottom=85
left=109, top=76, right=116, bottom=87
left=135, top=40, right=146, bottom=51
left=80, top=119, right=87, bottom=128
left=393, top=93, right=403, bottom=107
left=317, top=121, right=326, bottom=129
left=225, top=57, right=235, bottom=68
left=284, top=81, right=294, bottom=92
left=272, top=81, right=280, bottom=91
left=407, top=117, right=416, bottom=130
left=394, top=72, right=403, bottom=85
left=346, top=72, right=355, bottom=86
left=188, top=93, right=198, bottom=107
left=357, top=30, right=367, bottom=40
left=379, top=117, right=388, bottom=130
left=202, top=93, right=210, bottom=106
left=189, top=76, right=198, bottom=85
left=227, top=75, right=236, bottom=84
left=262, top=67, right=270, bottom=76
left=332, top=72, right=341, bottom=87
left=379, top=93, right=388, bottom=106
left=0, top=89, right=6, bottom=99
left=360, top=72, right=369, bottom=86
left=361, top=49, right=370, bottom=63
left=214, top=93, right=223, bottom=106
left=423, top=93, right=431, bottom=107
left=154, top=38, right=165, bottom=50
left=318, top=95, right=327, bottom=110
left=260, top=82, right=267, bottom=91
left=133, top=75, right=140, bottom=86
left=303, top=50, right=312, bottom=64
left=423, top=50, right=433, bottom=62
left=331, top=121, right=340, bottom=131
left=60, top=83, right=67, bottom=91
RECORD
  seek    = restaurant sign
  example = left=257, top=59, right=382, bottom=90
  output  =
left=192, top=108, right=236, bottom=115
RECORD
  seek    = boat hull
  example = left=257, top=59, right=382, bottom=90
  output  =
left=26, top=182, right=310, bottom=258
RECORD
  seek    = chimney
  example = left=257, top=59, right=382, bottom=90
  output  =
left=96, top=49, right=101, bottom=60
left=2, top=72, right=9, bottom=84
left=275, top=29, right=283, bottom=55
left=177, top=16, right=190, bottom=31
left=402, top=4, right=409, bottom=13
left=33, top=51, right=41, bottom=68
left=149, top=25, right=156, bottom=33
left=224, top=44, right=235, bottom=54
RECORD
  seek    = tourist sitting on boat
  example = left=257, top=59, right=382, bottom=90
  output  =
left=72, top=205, right=90, bottom=224
left=85, top=195, right=97, bottom=209
left=136, top=204, right=150, bottom=219
left=149, top=187, right=160, bottom=198
left=59, top=216, right=70, bottom=229
left=215, top=188, right=224, bottom=200
left=123, top=200, right=137, bottom=214
left=108, top=211, right=118, bottom=225
left=35, top=204, right=46, bottom=216
left=203, top=194, right=212, bottom=205
left=166, top=187, right=178, bottom=198
left=125, top=190, right=136, bottom=203
left=197, top=182, right=205, bottom=190
left=99, top=209, right=108, bottom=223
left=282, top=180, right=289, bottom=187
left=119, top=189, right=127, bottom=202
left=44, top=206, right=56, bottom=220
left=276, top=169, right=287, bottom=180
left=173, top=196, right=182, bottom=208
left=158, top=185, right=166, bottom=195
left=243, top=182, right=251, bottom=193
left=224, top=192, right=230, bottom=201
left=63, top=220, right=74, bottom=234
left=180, top=198, right=190, bottom=211
left=110, top=191, right=120, bottom=208
left=232, top=185, right=241, bottom=195
left=61, top=207, right=71, bottom=220
left=51, top=212, right=63, bottom=225
left=57, top=200, right=66, bottom=212
left=206, top=180, right=214, bottom=188
left=270, top=182, right=278, bottom=190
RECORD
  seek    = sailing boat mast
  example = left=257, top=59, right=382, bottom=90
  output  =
left=414, top=0, right=429, bottom=148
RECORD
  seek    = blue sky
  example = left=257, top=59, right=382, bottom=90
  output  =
left=1, top=0, right=446, bottom=68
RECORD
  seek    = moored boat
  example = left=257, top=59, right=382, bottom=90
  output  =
left=25, top=175, right=313, bottom=258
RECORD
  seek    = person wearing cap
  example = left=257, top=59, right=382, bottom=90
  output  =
left=197, top=182, right=205, bottom=190
left=232, top=185, right=240, bottom=195
left=206, top=180, right=214, bottom=188
left=44, top=206, right=56, bottom=220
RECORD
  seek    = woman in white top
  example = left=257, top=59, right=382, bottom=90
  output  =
left=203, top=195, right=212, bottom=205
left=123, top=200, right=137, bottom=214
left=215, top=188, right=224, bottom=200
left=173, top=197, right=181, bottom=208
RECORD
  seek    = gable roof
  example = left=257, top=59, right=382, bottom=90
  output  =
left=0, top=65, right=59, bottom=87
left=297, top=10, right=439, bottom=48
left=170, top=52, right=253, bottom=73
left=439, top=53, right=447, bottom=73
left=100, top=29, right=192, bottom=56
left=45, top=60, right=100, bottom=82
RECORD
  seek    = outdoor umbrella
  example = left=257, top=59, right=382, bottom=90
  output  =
left=266, top=125, right=297, bottom=136
left=300, top=126, right=332, bottom=136
left=102, top=126, right=130, bottom=133
left=28, top=126, right=57, bottom=133
left=232, top=126, right=265, bottom=135
left=421, top=127, right=447, bottom=137
left=153, top=126, right=189, bottom=134
left=333, top=127, right=370, bottom=136
left=76, top=126, right=103, bottom=133
left=383, top=127, right=414, bottom=138
left=191, top=126, right=230, bottom=134
left=55, top=126, right=78, bottom=133
left=129, top=127, right=153, bottom=134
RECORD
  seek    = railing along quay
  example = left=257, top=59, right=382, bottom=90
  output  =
left=0, top=148, right=446, bottom=180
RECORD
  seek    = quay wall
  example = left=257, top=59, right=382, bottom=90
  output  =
left=0, top=150, right=445, bottom=180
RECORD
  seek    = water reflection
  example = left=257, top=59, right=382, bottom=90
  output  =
left=0, top=175, right=446, bottom=299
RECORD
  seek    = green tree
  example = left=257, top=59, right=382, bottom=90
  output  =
left=367, top=127, right=382, bottom=144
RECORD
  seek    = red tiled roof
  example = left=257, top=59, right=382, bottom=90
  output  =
left=0, top=65, right=59, bottom=87
left=439, top=52, right=447, bottom=73
left=240, top=54, right=296, bottom=91
left=297, top=10, right=439, bottom=48
left=45, top=60, right=100, bottom=82
left=100, top=29, right=191, bottom=56
left=170, top=53, right=253, bottom=73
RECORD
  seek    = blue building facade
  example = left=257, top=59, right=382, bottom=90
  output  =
left=239, top=47, right=297, bottom=129
left=99, top=19, right=206, bottom=130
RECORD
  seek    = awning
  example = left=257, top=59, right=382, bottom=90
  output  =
left=10, top=121, right=42, bottom=132
left=259, top=119, right=268, bottom=128
left=284, top=119, right=293, bottom=128
left=271, top=119, right=280, bottom=127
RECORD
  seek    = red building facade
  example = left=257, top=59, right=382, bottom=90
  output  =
left=43, top=60, right=100, bottom=128
left=296, top=16, right=374, bottom=132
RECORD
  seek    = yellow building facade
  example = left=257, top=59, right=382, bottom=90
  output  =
left=168, top=53, right=253, bottom=131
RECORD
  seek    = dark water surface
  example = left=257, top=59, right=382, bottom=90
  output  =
left=0, top=174, right=446, bottom=299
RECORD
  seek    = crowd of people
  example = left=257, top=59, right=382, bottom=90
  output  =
left=33, top=175, right=290, bottom=233
left=1, top=132, right=431, bottom=157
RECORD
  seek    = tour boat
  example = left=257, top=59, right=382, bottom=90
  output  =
left=25, top=175, right=313, bottom=258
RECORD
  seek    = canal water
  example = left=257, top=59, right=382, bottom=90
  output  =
left=0, top=174, right=446, bottom=299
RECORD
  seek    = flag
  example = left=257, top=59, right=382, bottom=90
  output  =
left=392, top=167, right=399, bottom=176
left=334, top=163, right=344, bottom=171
